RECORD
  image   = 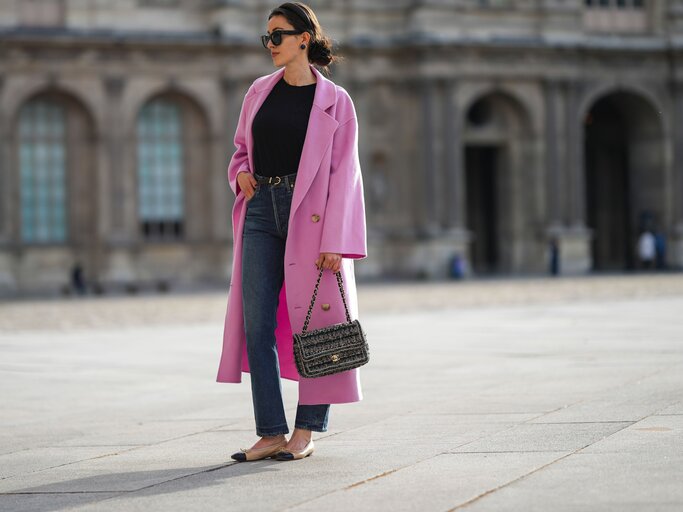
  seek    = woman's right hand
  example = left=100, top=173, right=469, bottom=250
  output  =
left=237, top=171, right=259, bottom=200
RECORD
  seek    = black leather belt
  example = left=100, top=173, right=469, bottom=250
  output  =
left=254, top=172, right=297, bottom=187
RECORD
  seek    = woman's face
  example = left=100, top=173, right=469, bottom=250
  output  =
left=266, top=14, right=308, bottom=67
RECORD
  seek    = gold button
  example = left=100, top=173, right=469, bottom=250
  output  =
left=321, top=303, right=330, bottom=311
left=311, top=214, right=320, bottom=222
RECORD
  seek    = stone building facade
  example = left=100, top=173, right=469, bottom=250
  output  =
left=1, top=0, right=682, bottom=295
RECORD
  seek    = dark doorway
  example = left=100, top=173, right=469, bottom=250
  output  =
left=584, top=97, right=634, bottom=271
left=465, top=145, right=499, bottom=274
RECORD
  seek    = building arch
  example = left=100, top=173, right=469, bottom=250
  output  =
left=127, top=82, right=215, bottom=137
left=129, top=87, right=213, bottom=282
left=8, top=87, right=100, bottom=289
left=579, top=82, right=669, bottom=135
left=134, top=87, right=212, bottom=238
left=461, top=85, right=536, bottom=137
left=9, top=82, right=100, bottom=141
left=582, top=87, right=667, bottom=270
left=460, top=87, right=540, bottom=274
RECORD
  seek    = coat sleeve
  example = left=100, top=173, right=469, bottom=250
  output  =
left=318, top=114, right=368, bottom=259
left=227, top=84, right=254, bottom=197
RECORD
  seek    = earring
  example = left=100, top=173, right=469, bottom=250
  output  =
left=300, top=44, right=306, bottom=49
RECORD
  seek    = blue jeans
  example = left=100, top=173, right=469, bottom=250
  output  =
left=241, top=171, right=330, bottom=437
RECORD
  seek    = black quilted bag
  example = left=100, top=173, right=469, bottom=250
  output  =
left=292, top=267, right=369, bottom=378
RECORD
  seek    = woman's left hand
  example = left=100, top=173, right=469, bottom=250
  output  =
left=315, top=252, right=342, bottom=272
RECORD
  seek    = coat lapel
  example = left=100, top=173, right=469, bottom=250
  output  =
left=245, top=64, right=339, bottom=219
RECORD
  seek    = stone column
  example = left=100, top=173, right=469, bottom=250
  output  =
left=0, top=74, right=15, bottom=292
left=543, top=77, right=565, bottom=276
left=672, top=81, right=683, bottom=269
left=557, top=79, right=592, bottom=274
left=443, top=78, right=467, bottom=232
left=0, top=74, right=8, bottom=244
left=103, top=75, right=127, bottom=242
left=566, top=79, right=586, bottom=228
left=101, top=74, right=136, bottom=285
left=440, top=78, right=471, bottom=277
left=544, top=78, right=562, bottom=229
left=418, top=77, right=439, bottom=238
left=415, top=77, right=474, bottom=279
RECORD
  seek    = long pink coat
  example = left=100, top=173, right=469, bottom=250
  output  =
left=216, top=64, right=367, bottom=405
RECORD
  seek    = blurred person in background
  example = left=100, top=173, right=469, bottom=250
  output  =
left=637, top=228, right=656, bottom=271
left=654, top=227, right=667, bottom=270
left=70, top=261, right=86, bottom=295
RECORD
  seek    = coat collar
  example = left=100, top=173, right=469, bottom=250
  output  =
left=246, top=63, right=340, bottom=220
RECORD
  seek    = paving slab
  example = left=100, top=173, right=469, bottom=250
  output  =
left=656, top=402, right=683, bottom=415
left=0, top=493, right=123, bottom=512
left=288, top=451, right=572, bottom=512
left=457, top=415, right=683, bottom=511
left=448, top=421, right=633, bottom=453
left=0, top=431, right=229, bottom=494
left=526, top=368, right=682, bottom=423
left=0, top=446, right=141, bottom=480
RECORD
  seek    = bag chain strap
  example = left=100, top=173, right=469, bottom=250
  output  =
left=301, top=267, right=352, bottom=333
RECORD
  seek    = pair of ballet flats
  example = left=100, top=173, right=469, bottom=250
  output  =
left=230, top=439, right=315, bottom=462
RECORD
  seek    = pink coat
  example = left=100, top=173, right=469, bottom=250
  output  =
left=216, top=64, right=368, bottom=405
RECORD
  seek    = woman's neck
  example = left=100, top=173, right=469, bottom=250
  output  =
left=283, top=63, right=316, bottom=86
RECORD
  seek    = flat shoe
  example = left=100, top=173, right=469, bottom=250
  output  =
left=275, top=439, right=315, bottom=461
left=231, top=439, right=287, bottom=462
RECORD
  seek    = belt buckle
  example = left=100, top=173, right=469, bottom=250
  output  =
left=269, top=176, right=282, bottom=186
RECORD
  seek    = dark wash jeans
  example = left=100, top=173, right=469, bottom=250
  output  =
left=241, top=171, right=330, bottom=437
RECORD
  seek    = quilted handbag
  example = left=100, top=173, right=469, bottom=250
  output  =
left=292, top=267, right=369, bottom=378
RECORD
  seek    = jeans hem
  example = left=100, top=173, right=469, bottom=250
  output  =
left=294, top=423, right=328, bottom=432
left=256, top=424, right=290, bottom=436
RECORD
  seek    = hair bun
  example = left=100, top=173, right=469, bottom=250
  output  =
left=308, top=38, right=332, bottom=66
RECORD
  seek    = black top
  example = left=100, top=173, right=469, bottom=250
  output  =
left=251, top=76, right=317, bottom=178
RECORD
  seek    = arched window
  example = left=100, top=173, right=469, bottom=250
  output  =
left=136, top=98, right=184, bottom=240
left=18, top=99, right=67, bottom=243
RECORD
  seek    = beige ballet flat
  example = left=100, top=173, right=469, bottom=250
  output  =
left=275, top=439, right=315, bottom=461
left=231, top=439, right=288, bottom=462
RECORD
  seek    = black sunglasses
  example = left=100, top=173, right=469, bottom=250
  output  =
left=261, top=29, right=304, bottom=49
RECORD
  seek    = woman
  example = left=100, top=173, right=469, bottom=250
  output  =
left=216, top=2, right=367, bottom=462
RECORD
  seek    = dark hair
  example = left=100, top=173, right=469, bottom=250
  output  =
left=268, top=2, right=343, bottom=76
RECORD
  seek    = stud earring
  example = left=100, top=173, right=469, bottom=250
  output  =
left=300, top=44, right=306, bottom=49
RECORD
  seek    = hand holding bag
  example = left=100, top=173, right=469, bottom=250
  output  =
left=292, top=267, right=369, bottom=378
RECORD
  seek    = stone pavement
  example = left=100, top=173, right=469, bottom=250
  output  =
left=1, top=273, right=682, bottom=511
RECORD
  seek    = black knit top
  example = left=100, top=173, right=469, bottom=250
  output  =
left=251, top=76, right=317, bottom=177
